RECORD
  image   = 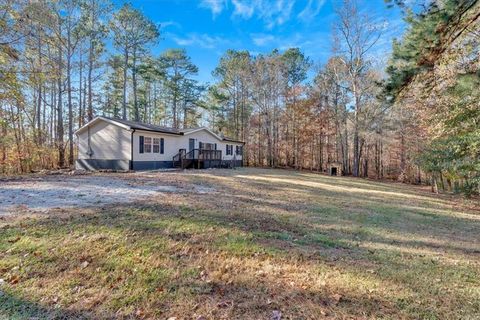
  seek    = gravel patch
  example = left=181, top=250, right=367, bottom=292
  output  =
left=0, top=175, right=180, bottom=215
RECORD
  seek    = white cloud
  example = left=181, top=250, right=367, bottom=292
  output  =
left=269, top=0, right=295, bottom=28
left=298, top=0, right=326, bottom=22
left=249, top=31, right=331, bottom=61
left=232, top=0, right=255, bottom=19
left=252, top=33, right=275, bottom=46
left=171, top=33, right=234, bottom=49
left=231, top=0, right=295, bottom=29
left=199, top=0, right=225, bottom=18
left=158, top=21, right=181, bottom=29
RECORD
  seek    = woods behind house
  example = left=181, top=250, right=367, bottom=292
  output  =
left=1, top=0, right=479, bottom=195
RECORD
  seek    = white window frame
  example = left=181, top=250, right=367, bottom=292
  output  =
left=153, top=138, right=160, bottom=153
left=144, top=137, right=152, bottom=153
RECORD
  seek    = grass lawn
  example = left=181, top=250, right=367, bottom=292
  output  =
left=1, top=168, right=479, bottom=319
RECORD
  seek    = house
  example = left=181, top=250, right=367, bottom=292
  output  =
left=74, top=116, right=244, bottom=171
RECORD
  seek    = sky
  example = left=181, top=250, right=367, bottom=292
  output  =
left=114, top=0, right=406, bottom=83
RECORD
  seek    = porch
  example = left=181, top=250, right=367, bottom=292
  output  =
left=173, top=149, right=226, bottom=169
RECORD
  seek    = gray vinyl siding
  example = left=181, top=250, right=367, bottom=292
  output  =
left=76, top=159, right=130, bottom=171
left=77, top=120, right=131, bottom=161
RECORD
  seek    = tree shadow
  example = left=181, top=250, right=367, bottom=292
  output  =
left=0, top=290, right=98, bottom=320
left=1, top=168, right=479, bottom=318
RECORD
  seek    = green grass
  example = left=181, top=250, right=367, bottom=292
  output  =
left=0, top=168, right=479, bottom=319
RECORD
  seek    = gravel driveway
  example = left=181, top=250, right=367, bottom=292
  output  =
left=0, top=174, right=183, bottom=215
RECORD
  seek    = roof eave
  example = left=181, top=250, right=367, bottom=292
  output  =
left=182, top=127, right=224, bottom=141
left=223, top=138, right=245, bottom=144
left=74, top=116, right=132, bottom=135
left=133, top=128, right=182, bottom=136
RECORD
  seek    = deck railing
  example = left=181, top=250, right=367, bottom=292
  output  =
left=173, top=149, right=222, bottom=169
left=184, top=149, right=222, bottom=160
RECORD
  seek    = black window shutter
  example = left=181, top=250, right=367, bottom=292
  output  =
left=160, top=138, right=164, bottom=154
left=139, top=136, right=144, bottom=154
left=214, top=143, right=217, bottom=150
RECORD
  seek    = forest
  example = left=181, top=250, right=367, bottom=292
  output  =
left=0, top=0, right=479, bottom=196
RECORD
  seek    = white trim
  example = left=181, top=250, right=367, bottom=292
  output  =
left=182, top=127, right=224, bottom=141
left=74, top=116, right=131, bottom=135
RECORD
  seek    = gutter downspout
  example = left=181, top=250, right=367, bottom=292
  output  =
left=130, top=129, right=135, bottom=170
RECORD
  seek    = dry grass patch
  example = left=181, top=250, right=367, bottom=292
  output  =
left=0, top=168, right=479, bottom=319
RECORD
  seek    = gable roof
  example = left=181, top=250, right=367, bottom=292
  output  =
left=75, top=116, right=244, bottom=143
left=180, top=126, right=224, bottom=141
left=103, top=117, right=181, bottom=134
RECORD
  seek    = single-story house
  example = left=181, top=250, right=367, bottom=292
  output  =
left=74, top=116, right=244, bottom=171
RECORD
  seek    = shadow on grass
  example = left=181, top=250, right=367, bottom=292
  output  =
left=1, top=168, right=479, bottom=318
left=3, top=200, right=477, bottom=317
left=0, top=290, right=97, bottom=320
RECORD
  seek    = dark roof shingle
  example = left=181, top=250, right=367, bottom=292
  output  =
left=101, top=116, right=244, bottom=143
left=103, top=117, right=181, bottom=134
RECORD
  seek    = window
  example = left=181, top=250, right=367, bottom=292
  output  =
left=200, top=142, right=214, bottom=150
left=226, top=144, right=233, bottom=155
left=141, top=136, right=163, bottom=154
left=236, top=145, right=243, bottom=155
left=144, top=137, right=152, bottom=153
left=153, top=138, right=160, bottom=153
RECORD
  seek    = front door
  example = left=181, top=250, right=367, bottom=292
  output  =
left=189, top=138, right=195, bottom=151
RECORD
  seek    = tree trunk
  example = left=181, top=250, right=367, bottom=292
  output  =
left=172, top=67, right=179, bottom=128
left=0, top=110, right=6, bottom=173
left=343, top=120, right=349, bottom=174
left=352, top=88, right=360, bottom=177
left=67, top=23, right=74, bottom=166
left=132, top=48, right=139, bottom=121
left=431, top=174, right=439, bottom=194
left=83, top=76, right=87, bottom=122
left=122, top=48, right=128, bottom=120
left=399, top=130, right=406, bottom=182
left=87, top=38, right=94, bottom=121
left=79, top=46, right=83, bottom=127
left=36, top=31, right=42, bottom=145
left=57, top=40, right=65, bottom=168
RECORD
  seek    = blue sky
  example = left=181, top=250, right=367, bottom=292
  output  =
left=115, top=0, right=406, bottom=83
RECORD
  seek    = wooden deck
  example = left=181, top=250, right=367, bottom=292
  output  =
left=173, top=149, right=225, bottom=169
